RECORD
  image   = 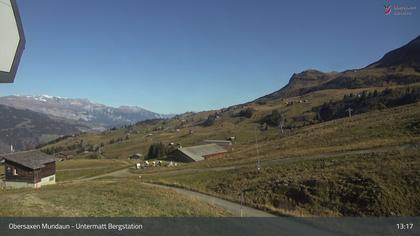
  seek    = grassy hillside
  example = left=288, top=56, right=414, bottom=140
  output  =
left=40, top=87, right=420, bottom=164
left=0, top=179, right=231, bottom=216
left=37, top=87, right=420, bottom=158
left=0, top=104, right=87, bottom=152
left=257, top=67, right=420, bottom=102
left=141, top=149, right=419, bottom=216
left=123, top=101, right=420, bottom=216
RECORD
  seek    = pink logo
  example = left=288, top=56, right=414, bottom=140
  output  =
left=384, top=0, right=392, bottom=15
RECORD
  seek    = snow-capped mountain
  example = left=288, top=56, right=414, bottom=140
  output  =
left=0, top=95, right=172, bottom=129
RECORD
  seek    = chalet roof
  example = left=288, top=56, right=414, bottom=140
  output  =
left=1, top=151, right=55, bottom=169
left=203, top=140, right=232, bottom=145
left=178, top=144, right=227, bottom=161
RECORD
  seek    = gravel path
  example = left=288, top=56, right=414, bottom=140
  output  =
left=142, top=182, right=275, bottom=217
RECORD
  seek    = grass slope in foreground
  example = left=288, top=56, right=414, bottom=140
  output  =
left=0, top=179, right=231, bottom=217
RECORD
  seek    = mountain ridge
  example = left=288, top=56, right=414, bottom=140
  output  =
left=0, top=104, right=89, bottom=153
left=367, top=35, right=420, bottom=70
left=256, top=35, right=420, bottom=102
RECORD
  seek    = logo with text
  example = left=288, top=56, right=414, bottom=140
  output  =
left=384, top=0, right=416, bottom=16
left=384, top=0, right=392, bottom=15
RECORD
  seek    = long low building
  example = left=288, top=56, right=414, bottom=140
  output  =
left=168, top=144, right=227, bottom=162
left=2, top=151, right=56, bottom=188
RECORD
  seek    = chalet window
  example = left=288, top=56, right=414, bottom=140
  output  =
left=12, top=168, right=18, bottom=176
left=49, top=176, right=55, bottom=181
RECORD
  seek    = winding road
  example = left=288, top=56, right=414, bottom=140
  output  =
left=76, top=142, right=420, bottom=219
left=79, top=171, right=342, bottom=235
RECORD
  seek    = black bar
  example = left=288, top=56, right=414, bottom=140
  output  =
left=0, top=217, right=419, bottom=236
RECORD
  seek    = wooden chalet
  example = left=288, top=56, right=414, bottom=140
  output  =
left=2, top=151, right=56, bottom=189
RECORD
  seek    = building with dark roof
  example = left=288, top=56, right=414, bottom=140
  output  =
left=167, top=144, right=227, bottom=162
left=1, top=150, right=56, bottom=188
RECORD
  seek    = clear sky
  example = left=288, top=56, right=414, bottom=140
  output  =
left=0, top=0, right=419, bottom=114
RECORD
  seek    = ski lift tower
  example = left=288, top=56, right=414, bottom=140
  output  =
left=0, top=0, right=25, bottom=83
left=255, top=126, right=261, bottom=171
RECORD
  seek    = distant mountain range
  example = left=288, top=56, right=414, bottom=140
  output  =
left=257, top=35, right=420, bottom=101
left=0, top=95, right=172, bottom=129
left=0, top=95, right=173, bottom=152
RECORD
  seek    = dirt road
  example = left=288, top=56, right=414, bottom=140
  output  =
left=142, top=182, right=274, bottom=217
left=71, top=167, right=131, bottom=182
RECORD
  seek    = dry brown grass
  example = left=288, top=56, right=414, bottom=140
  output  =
left=0, top=179, right=231, bottom=217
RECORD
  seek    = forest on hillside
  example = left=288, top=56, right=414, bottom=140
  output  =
left=314, top=87, right=420, bottom=122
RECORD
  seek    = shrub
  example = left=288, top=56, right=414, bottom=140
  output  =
left=234, top=108, right=255, bottom=118
left=261, top=110, right=285, bottom=127
left=146, top=142, right=167, bottom=160
left=202, top=114, right=218, bottom=127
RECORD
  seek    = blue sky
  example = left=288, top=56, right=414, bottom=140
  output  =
left=0, top=0, right=419, bottom=114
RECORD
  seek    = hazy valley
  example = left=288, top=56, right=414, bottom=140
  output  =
left=0, top=95, right=172, bottom=152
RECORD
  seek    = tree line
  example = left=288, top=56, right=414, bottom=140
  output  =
left=315, top=87, right=420, bottom=122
